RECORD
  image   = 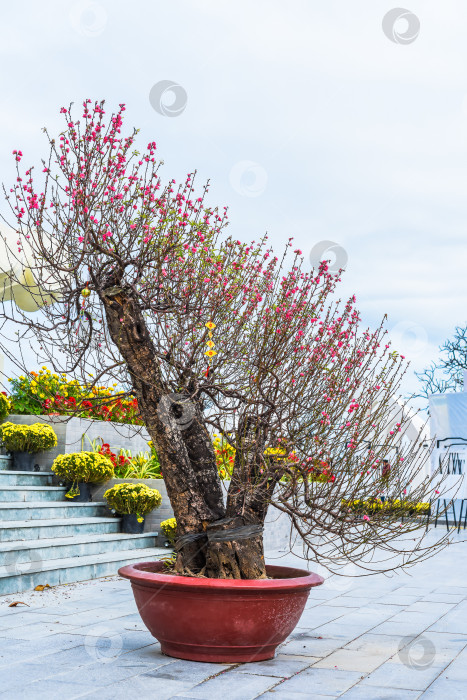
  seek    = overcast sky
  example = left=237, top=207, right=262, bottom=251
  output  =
left=1, top=0, right=466, bottom=407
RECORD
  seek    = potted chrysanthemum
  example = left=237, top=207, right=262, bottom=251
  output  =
left=103, top=482, right=162, bottom=533
left=51, top=451, right=114, bottom=501
left=0, top=421, right=57, bottom=471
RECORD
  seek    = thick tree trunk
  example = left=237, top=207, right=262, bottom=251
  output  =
left=204, top=514, right=266, bottom=579
left=100, top=283, right=268, bottom=579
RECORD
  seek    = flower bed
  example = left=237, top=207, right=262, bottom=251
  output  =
left=6, top=367, right=142, bottom=424
left=342, top=499, right=430, bottom=516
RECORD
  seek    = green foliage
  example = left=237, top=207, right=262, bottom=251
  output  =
left=52, top=451, right=114, bottom=484
left=115, top=449, right=162, bottom=479
left=6, top=375, right=42, bottom=415
left=0, top=421, right=57, bottom=453
left=160, top=517, right=177, bottom=545
left=0, top=393, right=11, bottom=422
left=104, top=482, right=162, bottom=521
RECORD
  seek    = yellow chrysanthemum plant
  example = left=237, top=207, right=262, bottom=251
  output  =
left=0, top=393, right=11, bottom=422
left=51, top=451, right=114, bottom=499
left=0, top=421, right=57, bottom=453
left=103, top=483, right=162, bottom=523
left=160, top=517, right=177, bottom=545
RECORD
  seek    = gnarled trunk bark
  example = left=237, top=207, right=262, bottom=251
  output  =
left=100, top=283, right=268, bottom=578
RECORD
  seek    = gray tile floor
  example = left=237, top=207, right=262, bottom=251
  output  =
left=0, top=528, right=466, bottom=699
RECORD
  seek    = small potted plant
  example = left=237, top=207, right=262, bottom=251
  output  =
left=51, top=451, right=114, bottom=501
left=160, top=517, right=177, bottom=547
left=0, top=421, right=57, bottom=471
left=104, top=482, right=162, bottom=533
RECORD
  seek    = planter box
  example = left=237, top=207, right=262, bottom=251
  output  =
left=91, top=478, right=292, bottom=553
left=5, top=415, right=150, bottom=472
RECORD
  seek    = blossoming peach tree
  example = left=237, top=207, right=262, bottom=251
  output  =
left=0, top=100, right=450, bottom=579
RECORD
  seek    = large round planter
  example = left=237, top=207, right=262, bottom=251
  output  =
left=121, top=514, right=145, bottom=534
left=65, top=482, right=92, bottom=502
left=118, top=561, right=324, bottom=663
left=11, top=451, right=38, bottom=471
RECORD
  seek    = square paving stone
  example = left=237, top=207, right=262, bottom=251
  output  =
left=323, top=597, right=369, bottom=608
left=418, top=677, right=467, bottom=699
left=313, top=648, right=390, bottom=673
left=280, top=633, right=347, bottom=657
left=0, top=661, right=66, bottom=692
left=357, top=659, right=447, bottom=691
left=51, top=658, right=160, bottom=687
left=0, top=678, right=94, bottom=700
left=406, top=601, right=457, bottom=615
left=231, top=655, right=315, bottom=677
left=67, top=627, right=155, bottom=652
left=310, top=622, right=371, bottom=641
left=143, top=659, right=232, bottom=684
left=370, top=620, right=429, bottom=637
left=172, top=671, right=278, bottom=699
left=340, top=685, right=420, bottom=699
left=0, top=611, right=62, bottom=629
left=277, top=667, right=362, bottom=696
left=344, top=633, right=403, bottom=656
left=256, top=692, right=334, bottom=700
left=421, top=593, right=465, bottom=604
left=0, top=620, right=79, bottom=641
left=427, top=609, right=467, bottom=634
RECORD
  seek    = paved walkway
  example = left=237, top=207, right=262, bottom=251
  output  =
left=0, top=528, right=466, bottom=699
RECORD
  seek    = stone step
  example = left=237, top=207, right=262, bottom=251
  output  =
left=1, top=516, right=121, bottom=541
left=0, top=532, right=159, bottom=566
left=0, top=470, right=55, bottom=486
left=0, top=486, right=67, bottom=502
left=0, top=546, right=167, bottom=595
left=0, top=501, right=108, bottom=521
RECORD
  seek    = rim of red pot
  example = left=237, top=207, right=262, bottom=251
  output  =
left=118, top=561, right=324, bottom=591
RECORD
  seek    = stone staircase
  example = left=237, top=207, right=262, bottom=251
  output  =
left=0, top=469, right=166, bottom=595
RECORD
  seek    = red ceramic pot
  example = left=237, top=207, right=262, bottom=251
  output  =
left=118, top=561, right=324, bottom=663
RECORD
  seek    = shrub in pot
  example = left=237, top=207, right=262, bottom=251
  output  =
left=160, top=517, right=177, bottom=547
left=104, top=483, right=162, bottom=533
left=51, top=451, right=114, bottom=501
left=2, top=101, right=454, bottom=663
left=0, top=421, right=57, bottom=471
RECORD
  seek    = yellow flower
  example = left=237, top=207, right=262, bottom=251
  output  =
left=206, top=340, right=215, bottom=348
left=205, top=350, right=217, bottom=357
left=205, top=321, right=216, bottom=330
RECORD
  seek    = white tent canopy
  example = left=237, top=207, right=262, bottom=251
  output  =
left=429, top=390, right=467, bottom=500
left=0, top=225, right=58, bottom=312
